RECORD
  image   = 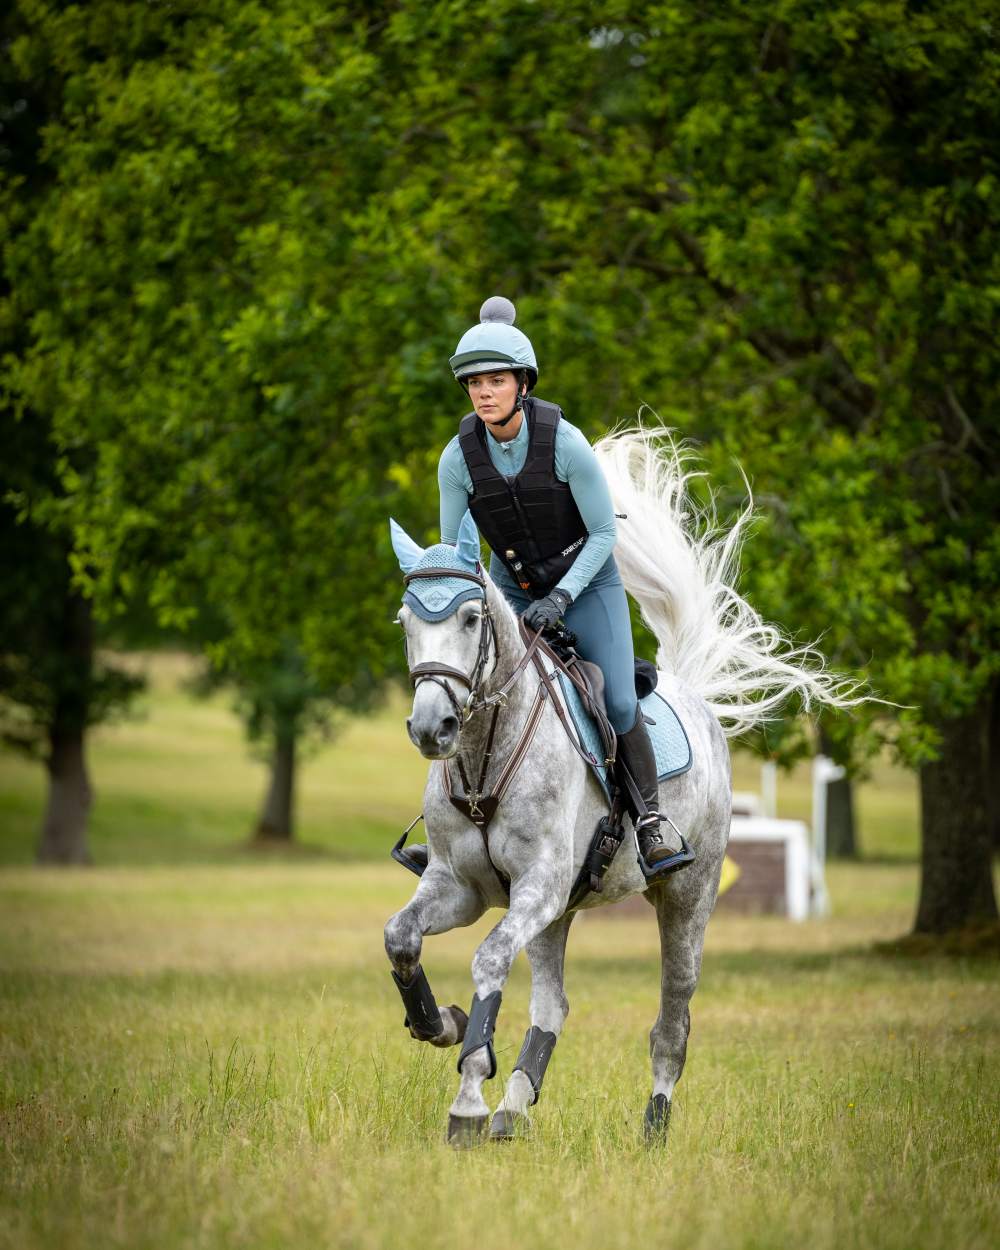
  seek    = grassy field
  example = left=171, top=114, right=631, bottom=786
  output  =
left=1, top=654, right=997, bottom=1249
left=1, top=862, right=997, bottom=1250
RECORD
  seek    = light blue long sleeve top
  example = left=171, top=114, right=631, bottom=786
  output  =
left=438, top=413, right=617, bottom=600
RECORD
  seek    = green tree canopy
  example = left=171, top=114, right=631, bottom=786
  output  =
left=4, top=0, right=996, bottom=928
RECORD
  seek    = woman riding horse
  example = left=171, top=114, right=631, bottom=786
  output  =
left=386, top=311, right=862, bottom=1143
left=422, top=295, right=686, bottom=875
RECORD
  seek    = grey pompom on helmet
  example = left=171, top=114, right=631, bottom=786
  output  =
left=449, top=296, right=538, bottom=389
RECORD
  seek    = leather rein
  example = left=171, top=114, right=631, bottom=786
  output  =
left=403, top=567, right=618, bottom=892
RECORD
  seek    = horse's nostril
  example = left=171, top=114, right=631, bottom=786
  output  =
left=438, top=716, right=459, bottom=743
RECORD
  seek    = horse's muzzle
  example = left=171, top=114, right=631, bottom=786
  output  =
left=407, top=713, right=460, bottom=759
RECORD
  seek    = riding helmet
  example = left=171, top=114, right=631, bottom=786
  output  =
left=449, top=296, right=538, bottom=389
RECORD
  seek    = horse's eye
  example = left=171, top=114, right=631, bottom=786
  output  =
left=464, top=613, right=480, bottom=630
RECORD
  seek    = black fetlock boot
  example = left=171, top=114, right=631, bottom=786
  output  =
left=616, top=708, right=695, bottom=878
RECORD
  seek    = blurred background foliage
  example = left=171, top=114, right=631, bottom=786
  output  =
left=1, top=0, right=997, bottom=933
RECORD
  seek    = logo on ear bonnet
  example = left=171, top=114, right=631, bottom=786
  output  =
left=402, top=547, right=484, bottom=621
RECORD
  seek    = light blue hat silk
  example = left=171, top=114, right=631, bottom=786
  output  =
left=450, top=296, right=538, bottom=382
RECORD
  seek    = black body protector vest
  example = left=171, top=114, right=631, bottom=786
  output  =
left=458, top=397, right=589, bottom=598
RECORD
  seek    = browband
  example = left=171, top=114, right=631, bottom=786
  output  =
left=403, top=567, right=485, bottom=590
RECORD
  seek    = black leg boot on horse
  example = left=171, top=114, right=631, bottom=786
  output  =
left=616, top=707, right=695, bottom=881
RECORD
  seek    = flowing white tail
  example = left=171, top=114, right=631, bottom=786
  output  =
left=595, top=426, right=863, bottom=737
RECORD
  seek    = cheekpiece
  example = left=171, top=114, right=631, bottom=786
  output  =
left=402, top=544, right=484, bottom=623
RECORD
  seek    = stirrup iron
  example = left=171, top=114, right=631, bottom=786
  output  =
left=391, top=814, right=428, bottom=877
left=635, top=811, right=695, bottom=881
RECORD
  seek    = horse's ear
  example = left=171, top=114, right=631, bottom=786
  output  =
left=455, top=510, right=480, bottom=570
left=389, top=518, right=425, bottom=574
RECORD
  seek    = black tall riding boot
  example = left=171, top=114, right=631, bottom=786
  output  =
left=615, top=707, right=693, bottom=873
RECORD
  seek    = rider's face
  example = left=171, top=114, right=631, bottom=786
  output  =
left=466, top=371, right=523, bottom=425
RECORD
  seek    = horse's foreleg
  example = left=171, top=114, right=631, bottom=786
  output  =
left=489, top=911, right=574, bottom=1141
left=448, top=868, right=565, bottom=1146
left=384, top=869, right=484, bottom=1049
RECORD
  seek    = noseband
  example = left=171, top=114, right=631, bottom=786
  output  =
left=403, top=568, right=499, bottom=721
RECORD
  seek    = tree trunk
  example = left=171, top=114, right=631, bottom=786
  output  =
left=819, top=729, right=857, bottom=859
left=37, top=727, right=93, bottom=864
left=989, top=681, right=1000, bottom=852
left=915, top=699, right=999, bottom=934
left=36, top=591, right=95, bottom=865
left=254, top=729, right=296, bottom=841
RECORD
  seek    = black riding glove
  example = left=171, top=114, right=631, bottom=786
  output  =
left=523, top=588, right=573, bottom=632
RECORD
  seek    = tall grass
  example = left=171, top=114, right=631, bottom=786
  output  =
left=1, top=863, right=997, bottom=1250
left=1, top=652, right=991, bottom=1249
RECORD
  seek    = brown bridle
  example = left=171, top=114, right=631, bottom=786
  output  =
left=400, top=565, right=620, bottom=894
left=403, top=566, right=542, bottom=722
left=402, top=565, right=615, bottom=770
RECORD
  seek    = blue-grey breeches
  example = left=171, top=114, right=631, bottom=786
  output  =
left=492, top=556, right=639, bottom=734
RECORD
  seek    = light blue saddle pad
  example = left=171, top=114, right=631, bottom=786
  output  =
left=556, top=674, right=693, bottom=802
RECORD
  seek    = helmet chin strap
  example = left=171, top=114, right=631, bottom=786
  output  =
left=490, top=385, right=525, bottom=428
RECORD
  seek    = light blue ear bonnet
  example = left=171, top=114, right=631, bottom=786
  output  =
left=390, top=514, right=484, bottom=622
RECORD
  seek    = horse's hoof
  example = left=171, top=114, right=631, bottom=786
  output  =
left=447, top=1114, right=488, bottom=1148
left=489, top=1109, right=530, bottom=1142
left=643, top=1093, right=671, bottom=1144
left=429, top=1004, right=469, bottom=1049
left=449, top=1004, right=469, bottom=1045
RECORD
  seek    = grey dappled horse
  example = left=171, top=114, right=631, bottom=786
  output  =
left=385, top=430, right=859, bottom=1145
